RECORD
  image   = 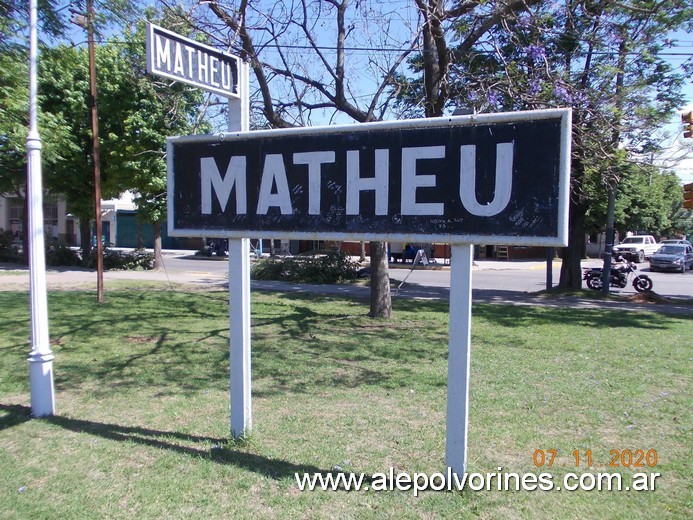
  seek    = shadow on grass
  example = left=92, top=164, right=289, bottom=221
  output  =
left=0, top=403, right=330, bottom=481
left=392, top=293, right=690, bottom=330
left=0, top=403, right=32, bottom=431
left=1, top=290, right=689, bottom=398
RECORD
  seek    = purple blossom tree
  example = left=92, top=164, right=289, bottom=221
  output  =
left=445, top=0, right=691, bottom=288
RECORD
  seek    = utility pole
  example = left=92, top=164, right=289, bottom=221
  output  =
left=26, top=0, right=56, bottom=416
left=72, top=0, right=104, bottom=302
left=601, top=186, right=617, bottom=295
left=601, top=31, right=627, bottom=295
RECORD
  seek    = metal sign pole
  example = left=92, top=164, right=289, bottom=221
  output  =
left=26, top=0, right=55, bottom=417
left=446, top=244, right=473, bottom=475
left=145, top=23, right=249, bottom=438
left=228, top=60, right=251, bottom=438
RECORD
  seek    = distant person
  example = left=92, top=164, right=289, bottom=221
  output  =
left=389, top=242, right=404, bottom=263
left=611, top=255, right=628, bottom=271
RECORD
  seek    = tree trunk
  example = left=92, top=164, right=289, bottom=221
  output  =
left=152, top=220, right=163, bottom=270
left=558, top=158, right=587, bottom=290
left=368, top=241, right=391, bottom=318
left=137, top=221, right=143, bottom=249
left=559, top=199, right=587, bottom=290
left=79, top=217, right=92, bottom=262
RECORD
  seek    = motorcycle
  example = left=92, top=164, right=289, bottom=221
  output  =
left=582, top=261, right=653, bottom=293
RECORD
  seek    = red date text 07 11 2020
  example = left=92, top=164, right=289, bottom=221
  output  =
left=533, top=449, right=659, bottom=468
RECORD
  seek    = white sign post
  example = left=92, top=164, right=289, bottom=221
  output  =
left=227, top=60, right=251, bottom=438
left=447, top=244, right=473, bottom=474
left=146, top=24, right=251, bottom=438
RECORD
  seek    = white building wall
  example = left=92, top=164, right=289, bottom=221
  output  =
left=102, top=191, right=137, bottom=245
left=1, top=191, right=138, bottom=247
left=57, top=199, right=68, bottom=238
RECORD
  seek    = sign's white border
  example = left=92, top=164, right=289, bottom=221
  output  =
left=145, top=22, right=241, bottom=99
left=167, top=108, right=571, bottom=247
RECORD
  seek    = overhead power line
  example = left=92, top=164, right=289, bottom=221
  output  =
left=93, top=37, right=693, bottom=60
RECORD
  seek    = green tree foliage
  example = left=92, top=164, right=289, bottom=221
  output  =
left=0, top=0, right=71, bottom=197
left=0, top=1, right=68, bottom=255
left=0, top=0, right=66, bottom=44
left=0, top=44, right=66, bottom=224
left=0, top=46, right=31, bottom=196
left=420, top=0, right=692, bottom=288
left=615, top=166, right=685, bottom=238
left=584, top=156, right=686, bottom=238
left=672, top=202, right=693, bottom=240
left=112, top=15, right=210, bottom=266
left=38, top=43, right=128, bottom=254
left=23, top=17, right=206, bottom=261
left=1, top=0, right=175, bottom=258
left=0, top=1, right=112, bottom=191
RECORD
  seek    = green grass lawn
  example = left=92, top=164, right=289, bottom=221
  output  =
left=0, top=288, right=690, bottom=519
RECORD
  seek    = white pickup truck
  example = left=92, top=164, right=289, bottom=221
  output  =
left=612, top=235, right=659, bottom=263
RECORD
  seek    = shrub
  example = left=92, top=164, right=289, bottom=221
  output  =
left=45, top=242, right=81, bottom=266
left=251, top=251, right=360, bottom=284
left=0, top=230, right=19, bottom=262
left=85, top=247, right=154, bottom=271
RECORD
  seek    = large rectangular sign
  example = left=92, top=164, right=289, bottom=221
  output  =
left=167, top=109, right=571, bottom=246
left=146, top=23, right=240, bottom=98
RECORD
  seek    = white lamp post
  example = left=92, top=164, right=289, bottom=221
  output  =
left=26, top=0, right=55, bottom=417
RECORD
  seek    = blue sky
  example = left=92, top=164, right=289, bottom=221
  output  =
left=659, top=28, right=693, bottom=184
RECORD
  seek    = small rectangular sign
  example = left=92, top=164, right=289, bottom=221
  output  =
left=146, top=23, right=240, bottom=98
left=168, top=109, right=571, bottom=246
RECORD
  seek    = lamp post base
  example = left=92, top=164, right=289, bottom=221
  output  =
left=28, top=351, right=55, bottom=417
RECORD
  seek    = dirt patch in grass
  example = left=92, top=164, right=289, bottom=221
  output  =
left=623, top=291, right=675, bottom=304
left=125, top=335, right=160, bottom=343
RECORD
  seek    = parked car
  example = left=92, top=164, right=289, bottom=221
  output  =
left=660, top=238, right=692, bottom=247
left=649, top=244, right=693, bottom=273
left=612, top=235, right=659, bottom=263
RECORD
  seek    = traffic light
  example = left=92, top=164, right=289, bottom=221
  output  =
left=683, top=111, right=693, bottom=139
left=684, top=182, right=693, bottom=210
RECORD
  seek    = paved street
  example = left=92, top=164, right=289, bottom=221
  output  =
left=1, top=253, right=691, bottom=314
left=390, top=258, right=693, bottom=300
left=163, top=254, right=693, bottom=300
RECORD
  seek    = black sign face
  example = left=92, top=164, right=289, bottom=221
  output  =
left=146, top=23, right=240, bottom=98
left=168, top=110, right=571, bottom=246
